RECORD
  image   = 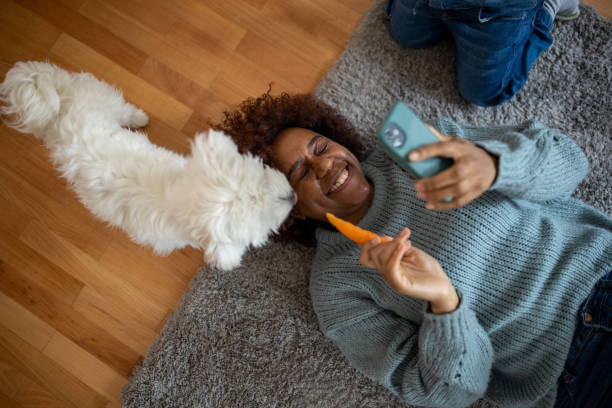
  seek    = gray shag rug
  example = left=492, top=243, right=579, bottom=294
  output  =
left=121, top=2, right=611, bottom=407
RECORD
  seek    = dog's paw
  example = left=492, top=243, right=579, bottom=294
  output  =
left=129, top=108, right=149, bottom=128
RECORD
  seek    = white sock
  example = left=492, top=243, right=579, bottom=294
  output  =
left=543, top=0, right=579, bottom=17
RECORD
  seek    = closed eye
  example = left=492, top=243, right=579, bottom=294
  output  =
left=298, top=141, right=328, bottom=181
left=316, top=142, right=328, bottom=155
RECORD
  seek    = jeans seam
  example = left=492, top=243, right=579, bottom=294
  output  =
left=500, top=14, right=528, bottom=91
left=385, top=0, right=394, bottom=18
left=601, top=384, right=612, bottom=406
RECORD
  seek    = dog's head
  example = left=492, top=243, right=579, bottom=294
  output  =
left=172, top=130, right=294, bottom=270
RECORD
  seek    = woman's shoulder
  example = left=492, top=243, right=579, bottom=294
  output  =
left=311, top=238, right=365, bottom=280
left=309, top=242, right=377, bottom=299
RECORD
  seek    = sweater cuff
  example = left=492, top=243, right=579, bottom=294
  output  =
left=471, top=138, right=538, bottom=197
left=418, top=291, right=492, bottom=394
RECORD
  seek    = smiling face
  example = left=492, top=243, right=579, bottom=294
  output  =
left=270, top=127, right=373, bottom=224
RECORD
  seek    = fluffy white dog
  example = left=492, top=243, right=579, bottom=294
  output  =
left=0, top=61, right=295, bottom=270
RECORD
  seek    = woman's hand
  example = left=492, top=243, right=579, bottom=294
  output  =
left=409, top=125, right=498, bottom=210
left=360, top=228, right=459, bottom=314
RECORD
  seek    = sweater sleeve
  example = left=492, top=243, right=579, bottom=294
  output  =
left=311, top=271, right=493, bottom=408
left=432, top=118, right=589, bottom=202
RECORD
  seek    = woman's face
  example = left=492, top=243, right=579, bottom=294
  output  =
left=270, top=127, right=373, bottom=223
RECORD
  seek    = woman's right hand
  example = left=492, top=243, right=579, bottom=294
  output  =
left=359, top=228, right=459, bottom=314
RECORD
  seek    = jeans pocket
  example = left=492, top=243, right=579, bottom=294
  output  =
left=478, top=7, right=527, bottom=23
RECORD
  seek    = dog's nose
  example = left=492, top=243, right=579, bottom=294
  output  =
left=282, top=192, right=298, bottom=205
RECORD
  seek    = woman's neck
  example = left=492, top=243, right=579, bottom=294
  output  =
left=344, top=181, right=374, bottom=225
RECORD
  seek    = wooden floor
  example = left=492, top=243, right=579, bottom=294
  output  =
left=0, top=1, right=610, bottom=407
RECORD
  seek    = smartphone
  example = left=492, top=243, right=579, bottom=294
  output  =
left=378, top=102, right=453, bottom=179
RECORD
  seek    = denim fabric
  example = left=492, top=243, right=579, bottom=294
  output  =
left=554, top=270, right=612, bottom=407
left=428, top=0, right=540, bottom=12
left=385, top=0, right=554, bottom=106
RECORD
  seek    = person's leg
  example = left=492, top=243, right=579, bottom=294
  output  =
left=443, top=2, right=553, bottom=106
left=554, top=271, right=612, bottom=407
left=385, top=0, right=446, bottom=49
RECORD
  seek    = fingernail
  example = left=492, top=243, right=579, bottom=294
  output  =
left=426, top=203, right=434, bottom=210
left=409, top=152, right=419, bottom=161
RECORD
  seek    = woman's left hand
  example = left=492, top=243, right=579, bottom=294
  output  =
left=409, top=125, right=498, bottom=210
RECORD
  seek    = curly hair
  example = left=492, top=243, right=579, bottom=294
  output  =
left=210, top=89, right=366, bottom=246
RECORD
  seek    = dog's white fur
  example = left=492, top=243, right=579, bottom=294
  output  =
left=0, top=61, right=295, bottom=270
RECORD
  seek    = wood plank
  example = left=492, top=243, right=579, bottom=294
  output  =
left=208, top=53, right=304, bottom=107
left=170, top=1, right=250, bottom=44
left=72, top=287, right=158, bottom=356
left=49, top=33, right=193, bottom=131
left=97, top=0, right=179, bottom=34
left=202, top=0, right=342, bottom=64
left=0, top=325, right=108, bottom=408
left=180, top=95, right=233, bottom=137
left=0, top=163, right=113, bottom=260
left=0, top=358, right=26, bottom=400
left=43, top=333, right=126, bottom=401
left=15, top=0, right=146, bottom=74
left=99, top=242, right=192, bottom=311
left=0, top=236, right=84, bottom=307
left=78, top=0, right=236, bottom=89
left=338, top=0, right=377, bottom=15
left=137, top=57, right=208, bottom=111
left=93, top=228, right=202, bottom=287
left=0, top=1, right=61, bottom=68
left=55, top=0, right=86, bottom=10
left=13, top=374, right=71, bottom=408
left=0, top=128, right=78, bottom=211
left=166, top=17, right=245, bottom=57
left=0, top=391, right=25, bottom=408
left=234, top=30, right=323, bottom=90
left=262, top=0, right=358, bottom=48
left=0, top=195, right=32, bottom=240
left=19, top=221, right=169, bottom=330
left=0, top=293, right=55, bottom=352
left=104, top=399, right=122, bottom=408
left=138, top=115, right=193, bottom=156
left=181, top=112, right=216, bottom=140
left=0, top=262, right=140, bottom=378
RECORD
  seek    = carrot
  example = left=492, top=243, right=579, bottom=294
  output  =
left=326, top=212, right=392, bottom=245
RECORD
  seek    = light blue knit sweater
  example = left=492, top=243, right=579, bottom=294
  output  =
left=310, top=119, right=612, bottom=408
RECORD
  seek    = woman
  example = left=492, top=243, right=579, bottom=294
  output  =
left=212, top=91, right=612, bottom=408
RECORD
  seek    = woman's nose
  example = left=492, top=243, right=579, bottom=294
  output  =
left=313, top=155, right=333, bottom=179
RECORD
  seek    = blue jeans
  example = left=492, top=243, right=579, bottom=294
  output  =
left=384, top=0, right=554, bottom=106
left=554, top=270, right=612, bottom=407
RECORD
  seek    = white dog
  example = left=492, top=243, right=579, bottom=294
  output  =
left=0, top=61, right=295, bottom=270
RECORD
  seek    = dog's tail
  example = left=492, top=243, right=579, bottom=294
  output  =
left=0, top=61, right=71, bottom=136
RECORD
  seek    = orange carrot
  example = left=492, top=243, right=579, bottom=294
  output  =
left=326, top=212, right=392, bottom=245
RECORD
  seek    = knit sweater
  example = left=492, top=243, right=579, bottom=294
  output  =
left=310, top=119, right=612, bottom=408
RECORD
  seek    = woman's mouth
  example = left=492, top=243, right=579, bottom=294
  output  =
left=329, top=165, right=350, bottom=194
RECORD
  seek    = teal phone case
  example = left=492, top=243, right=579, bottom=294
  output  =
left=378, top=102, right=453, bottom=179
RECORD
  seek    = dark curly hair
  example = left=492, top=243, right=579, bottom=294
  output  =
left=210, top=89, right=366, bottom=246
